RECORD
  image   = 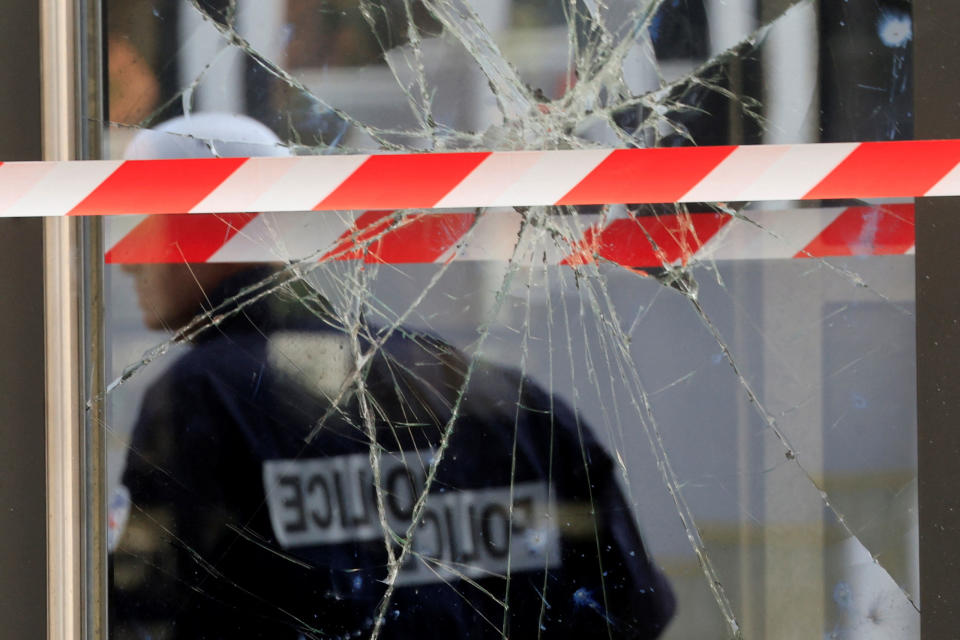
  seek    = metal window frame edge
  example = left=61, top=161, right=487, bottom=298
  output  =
left=915, top=1, right=960, bottom=637
left=41, top=0, right=105, bottom=638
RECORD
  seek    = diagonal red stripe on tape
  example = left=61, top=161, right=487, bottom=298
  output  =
left=69, top=157, right=247, bottom=216
left=365, top=213, right=474, bottom=263
left=804, top=140, right=960, bottom=200
left=556, top=146, right=736, bottom=206
left=104, top=213, right=258, bottom=263
left=321, top=211, right=474, bottom=263
left=562, top=212, right=730, bottom=268
left=795, top=204, right=915, bottom=258
left=315, top=152, right=491, bottom=211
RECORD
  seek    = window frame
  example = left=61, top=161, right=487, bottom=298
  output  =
left=2, top=1, right=952, bottom=637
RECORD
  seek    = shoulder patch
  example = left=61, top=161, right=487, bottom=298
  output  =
left=108, top=485, right=132, bottom=552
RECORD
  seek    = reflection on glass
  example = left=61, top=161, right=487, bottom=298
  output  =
left=101, top=1, right=918, bottom=638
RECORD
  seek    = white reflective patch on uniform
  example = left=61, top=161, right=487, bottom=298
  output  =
left=263, top=452, right=560, bottom=586
left=108, top=485, right=131, bottom=552
left=393, top=480, right=561, bottom=586
left=266, top=331, right=354, bottom=400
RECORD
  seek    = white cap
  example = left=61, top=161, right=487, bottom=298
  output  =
left=124, top=112, right=290, bottom=160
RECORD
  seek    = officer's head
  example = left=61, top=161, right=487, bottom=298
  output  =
left=120, top=113, right=288, bottom=331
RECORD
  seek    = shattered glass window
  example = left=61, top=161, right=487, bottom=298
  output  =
left=99, top=1, right=918, bottom=638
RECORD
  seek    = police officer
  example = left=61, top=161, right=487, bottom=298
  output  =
left=110, top=114, right=675, bottom=639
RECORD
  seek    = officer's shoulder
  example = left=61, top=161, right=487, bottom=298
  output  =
left=155, top=332, right=262, bottom=391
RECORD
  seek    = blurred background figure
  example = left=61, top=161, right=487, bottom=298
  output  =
left=108, top=113, right=675, bottom=639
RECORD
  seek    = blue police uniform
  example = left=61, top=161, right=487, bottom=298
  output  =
left=110, top=267, right=675, bottom=639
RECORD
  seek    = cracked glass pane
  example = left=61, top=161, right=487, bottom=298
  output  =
left=99, top=1, right=917, bottom=638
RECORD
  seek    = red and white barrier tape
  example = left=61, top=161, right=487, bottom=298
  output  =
left=104, top=204, right=915, bottom=266
left=4, top=140, right=960, bottom=217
